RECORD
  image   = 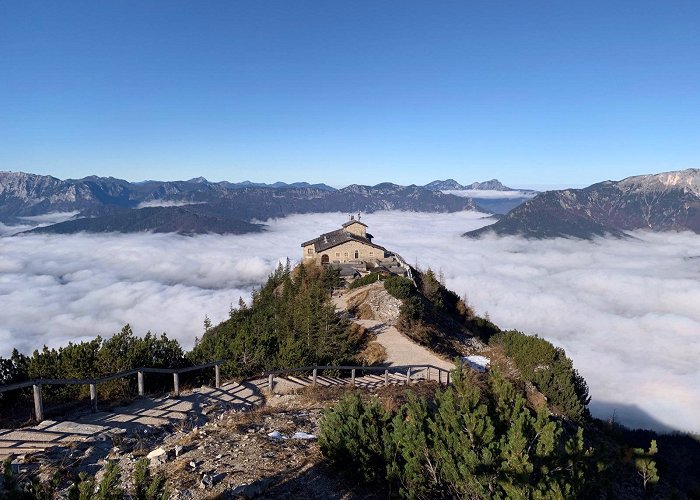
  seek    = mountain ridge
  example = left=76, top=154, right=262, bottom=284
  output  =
left=465, top=168, right=700, bottom=239
left=0, top=171, right=485, bottom=235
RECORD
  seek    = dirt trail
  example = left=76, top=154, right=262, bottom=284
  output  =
left=334, top=284, right=454, bottom=370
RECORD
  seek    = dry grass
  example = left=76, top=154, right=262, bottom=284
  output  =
left=525, top=382, right=548, bottom=411
left=347, top=322, right=372, bottom=344
left=346, top=289, right=369, bottom=314
left=371, top=381, right=442, bottom=413
left=294, top=385, right=357, bottom=407
left=172, top=428, right=202, bottom=448
left=354, top=341, right=387, bottom=365
left=484, top=344, right=521, bottom=380
left=222, top=405, right=278, bottom=432
left=355, top=303, right=375, bottom=320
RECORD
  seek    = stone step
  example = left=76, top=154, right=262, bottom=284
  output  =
left=0, top=446, right=48, bottom=457
left=0, top=440, right=53, bottom=449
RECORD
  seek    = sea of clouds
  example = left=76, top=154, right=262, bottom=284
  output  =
left=1, top=210, right=698, bottom=434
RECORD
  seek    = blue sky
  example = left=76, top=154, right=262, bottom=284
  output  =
left=1, top=1, right=698, bottom=188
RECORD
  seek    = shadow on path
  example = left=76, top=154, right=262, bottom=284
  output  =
left=0, top=380, right=265, bottom=461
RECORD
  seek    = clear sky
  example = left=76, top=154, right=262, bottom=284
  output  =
left=1, top=1, right=698, bottom=188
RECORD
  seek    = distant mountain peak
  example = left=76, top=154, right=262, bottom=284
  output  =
left=465, top=179, right=513, bottom=191
left=424, top=178, right=515, bottom=191
left=425, top=179, right=464, bottom=190
left=188, top=176, right=209, bottom=183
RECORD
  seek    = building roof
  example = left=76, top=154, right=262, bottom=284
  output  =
left=301, top=228, right=386, bottom=253
left=342, top=220, right=368, bottom=228
left=330, top=263, right=362, bottom=277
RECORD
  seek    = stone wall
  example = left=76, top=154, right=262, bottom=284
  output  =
left=343, top=221, right=366, bottom=238
left=304, top=240, right=384, bottom=264
left=302, top=243, right=316, bottom=260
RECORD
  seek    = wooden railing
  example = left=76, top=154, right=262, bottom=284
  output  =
left=262, top=364, right=452, bottom=392
left=0, top=361, right=452, bottom=422
left=0, top=361, right=223, bottom=422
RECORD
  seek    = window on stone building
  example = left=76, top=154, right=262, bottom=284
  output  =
left=336, top=252, right=340, bottom=257
left=369, top=251, right=374, bottom=257
left=307, top=248, right=312, bottom=255
left=354, top=250, right=359, bottom=258
left=344, top=252, right=348, bottom=257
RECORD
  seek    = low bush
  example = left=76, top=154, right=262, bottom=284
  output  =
left=319, top=366, right=596, bottom=498
left=348, top=272, right=384, bottom=289
left=383, top=275, right=414, bottom=300
left=490, top=330, right=590, bottom=421
left=318, top=392, right=391, bottom=483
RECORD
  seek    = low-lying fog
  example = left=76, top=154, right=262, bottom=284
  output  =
left=1, top=211, right=698, bottom=434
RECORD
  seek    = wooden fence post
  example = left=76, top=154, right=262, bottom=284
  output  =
left=312, top=368, right=318, bottom=386
left=137, top=371, right=144, bottom=396
left=447, top=371, right=450, bottom=385
left=268, top=374, right=274, bottom=393
left=384, top=369, right=389, bottom=386
left=351, top=368, right=356, bottom=386
left=90, top=383, right=97, bottom=413
left=173, top=372, right=180, bottom=396
left=426, top=367, right=431, bottom=381
left=438, top=370, right=442, bottom=385
left=215, top=365, right=221, bottom=389
left=406, top=367, right=411, bottom=383
left=33, top=384, right=43, bottom=422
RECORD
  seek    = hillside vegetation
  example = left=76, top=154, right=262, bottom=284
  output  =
left=0, top=261, right=368, bottom=420
left=385, top=270, right=500, bottom=355
left=320, top=366, right=597, bottom=498
left=0, top=327, right=187, bottom=418
left=1, top=263, right=699, bottom=498
left=188, top=261, right=369, bottom=376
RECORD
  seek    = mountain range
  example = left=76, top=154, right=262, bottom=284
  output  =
left=465, top=169, right=700, bottom=239
left=8, top=169, right=697, bottom=239
left=1, top=172, right=505, bottom=235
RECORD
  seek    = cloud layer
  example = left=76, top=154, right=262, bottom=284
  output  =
left=1, top=211, right=698, bottom=433
left=443, top=189, right=538, bottom=199
left=0, top=211, right=80, bottom=236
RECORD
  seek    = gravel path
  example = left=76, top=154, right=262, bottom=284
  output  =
left=334, top=286, right=454, bottom=370
left=354, top=319, right=454, bottom=370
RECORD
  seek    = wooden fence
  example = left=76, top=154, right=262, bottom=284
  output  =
left=0, top=361, right=223, bottom=422
left=263, top=364, right=451, bottom=392
left=0, top=361, right=454, bottom=422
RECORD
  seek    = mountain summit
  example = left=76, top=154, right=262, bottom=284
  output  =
left=423, top=178, right=514, bottom=191
left=465, top=169, right=700, bottom=239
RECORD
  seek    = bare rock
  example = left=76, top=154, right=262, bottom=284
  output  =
left=146, top=446, right=167, bottom=460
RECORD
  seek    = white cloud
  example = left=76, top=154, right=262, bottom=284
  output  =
left=0, top=211, right=80, bottom=236
left=136, top=200, right=205, bottom=208
left=364, top=212, right=700, bottom=434
left=0, top=210, right=698, bottom=434
left=442, top=189, right=538, bottom=199
left=17, top=211, right=81, bottom=224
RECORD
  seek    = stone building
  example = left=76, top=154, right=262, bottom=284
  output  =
left=301, top=216, right=387, bottom=265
